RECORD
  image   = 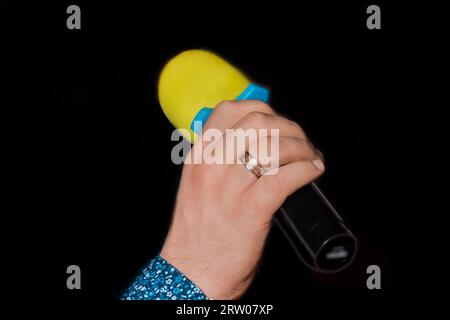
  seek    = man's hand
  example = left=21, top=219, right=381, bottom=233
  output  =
left=160, top=100, right=325, bottom=299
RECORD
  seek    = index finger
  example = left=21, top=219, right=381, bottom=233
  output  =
left=202, top=100, right=276, bottom=134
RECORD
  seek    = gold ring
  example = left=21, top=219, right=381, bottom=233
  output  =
left=239, top=151, right=265, bottom=179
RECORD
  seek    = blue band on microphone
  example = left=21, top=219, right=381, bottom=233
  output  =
left=190, top=83, right=270, bottom=134
left=236, top=82, right=270, bottom=103
left=190, top=107, right=213, bottom=134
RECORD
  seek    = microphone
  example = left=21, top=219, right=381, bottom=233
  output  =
left=158, top=49, right=357, bottom=273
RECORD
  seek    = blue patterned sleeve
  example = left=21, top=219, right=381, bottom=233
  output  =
left=121, top=255, right=208, bottom=300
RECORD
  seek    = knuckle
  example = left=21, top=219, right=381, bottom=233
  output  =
left=249, top=100, right=275, bottom=114
left=298, top=139, right=316, bottom=158
left=289, top=120, right=305, bottom=137
left=244, top=111, right=269, bottom=127
left=215, top=100, right=235, bottom=112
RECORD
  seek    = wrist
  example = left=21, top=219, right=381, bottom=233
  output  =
left=160, top=247, right=247, bottom=300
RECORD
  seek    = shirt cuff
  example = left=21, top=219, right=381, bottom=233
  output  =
left=121, top=255, right=208, bottom=300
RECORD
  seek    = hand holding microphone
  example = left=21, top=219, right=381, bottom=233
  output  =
left=157, top=49, right=357, bottom=299
left=160, top=99, right=325, bottom=299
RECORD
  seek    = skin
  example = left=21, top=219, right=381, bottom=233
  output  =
left=160, top=100, right=325, bottom=300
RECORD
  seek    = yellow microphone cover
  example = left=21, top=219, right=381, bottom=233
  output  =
left=158, top=49, right=250, bottom=142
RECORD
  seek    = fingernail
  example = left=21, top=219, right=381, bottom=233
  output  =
left=312, top=159, right=325, bottom=171
left=315, top=148, right=324, bottom=161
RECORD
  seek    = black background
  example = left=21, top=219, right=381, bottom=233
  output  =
left=2, top=0, right=413, bottom=313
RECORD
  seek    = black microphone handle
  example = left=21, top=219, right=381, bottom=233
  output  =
left=273, top=182, right=357, bottom=273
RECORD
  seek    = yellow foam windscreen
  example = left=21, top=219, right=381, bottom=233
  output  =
left=158, top=49, right=250, bottom=142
